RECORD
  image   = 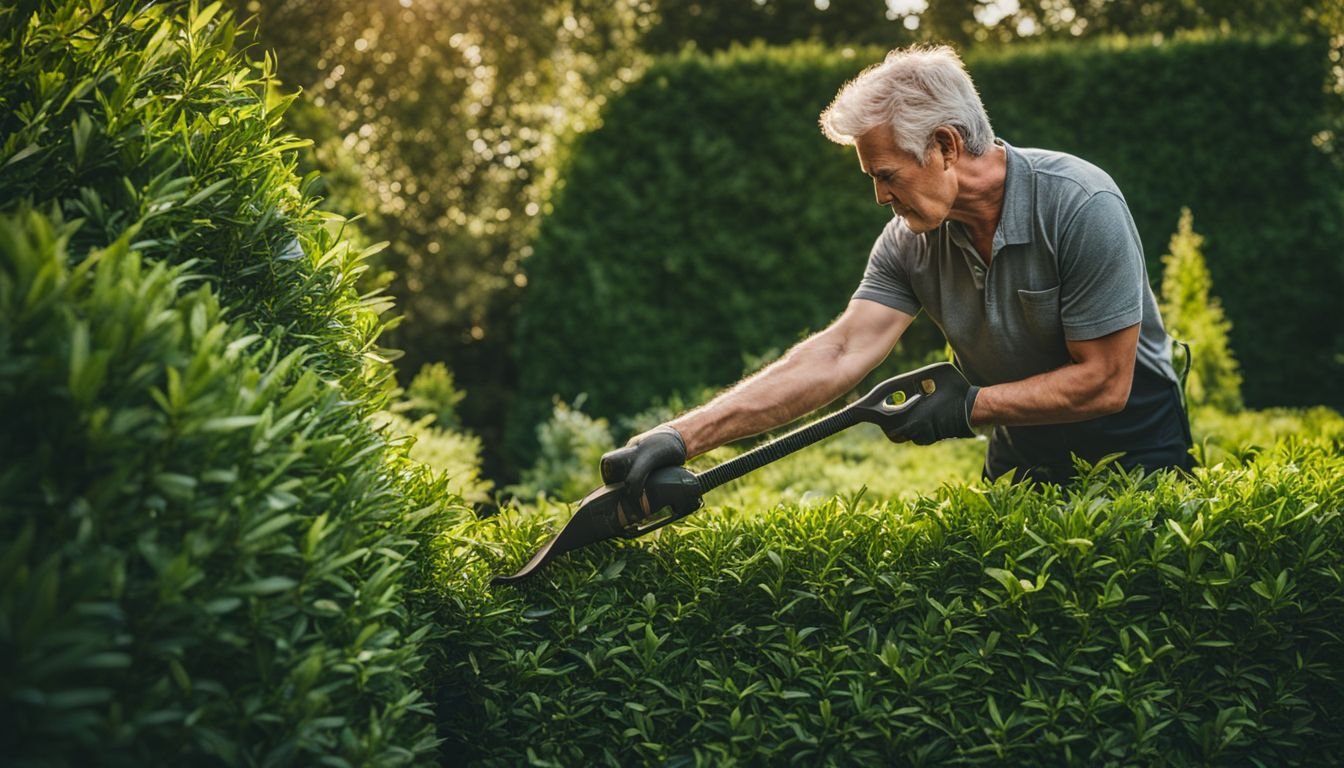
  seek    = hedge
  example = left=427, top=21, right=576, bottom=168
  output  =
left=509, top=36, right=1343, bottom=464
left=1, top=2, right=461, bottom=763
left=435, top=440, right=1344, bottom=765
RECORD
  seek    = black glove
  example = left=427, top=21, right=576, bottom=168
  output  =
left=884, top=363, right=979, bottom=445
left=600, top=425, right=687, bottom=502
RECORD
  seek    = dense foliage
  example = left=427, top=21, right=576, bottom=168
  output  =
left=8, top=4, right=1344, bottom=766
left=647, top=0, right=1338, bottom=50
left=435, top=438, right=1344, bottom=765
left=230, top=0, right=655, bottom=462
left=510, top=36, right=1343, bottom=464
left=0, top=2, right=464, bottom=763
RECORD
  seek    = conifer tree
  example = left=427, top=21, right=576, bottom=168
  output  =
left=1159, top=208, right=1244, bottom=411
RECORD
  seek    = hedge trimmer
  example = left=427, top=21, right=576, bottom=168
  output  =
left=492, top=363, right=967, bottom=585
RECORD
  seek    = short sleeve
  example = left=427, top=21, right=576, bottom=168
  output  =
left=1056, top=192, right=1145, bottom=340
left=852, top=219, right=922, bottom=316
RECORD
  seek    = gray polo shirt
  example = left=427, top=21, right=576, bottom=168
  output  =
left=853, top=140, right=1177, bottom=388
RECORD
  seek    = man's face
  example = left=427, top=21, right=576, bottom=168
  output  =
left=854, top=125, right=956, bottom=233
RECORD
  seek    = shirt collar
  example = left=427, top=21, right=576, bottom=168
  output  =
left=993, top=139, right=1034, bottom=251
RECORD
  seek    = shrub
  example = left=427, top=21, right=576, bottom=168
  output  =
left=510, top=35, right=1343, bottom=463
left=374, top=411, right=494, bottom=505
left=434, top=440, right=1344, bottom=765
left=0, top=3, right=464, bottom=763
left=401, top=362, right=468, bottom=431
left=1159, top=208, right=1243, bottom=411
left=1192, top=404, right=1344, bottom=466
left=507, top=398, right=616, bottom=502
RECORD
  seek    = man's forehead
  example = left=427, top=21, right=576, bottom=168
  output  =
left=857, top=133, right=915, bottom=174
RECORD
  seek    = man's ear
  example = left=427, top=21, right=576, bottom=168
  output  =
left=934, top=126, right=960, bottom=167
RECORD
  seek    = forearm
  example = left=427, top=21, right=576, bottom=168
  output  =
left=972, top=358, right=1131, bottom=427
left=668, top=338, right=865, bottom=458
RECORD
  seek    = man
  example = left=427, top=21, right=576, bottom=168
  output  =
left=601, top=45, right=1194, bottom=500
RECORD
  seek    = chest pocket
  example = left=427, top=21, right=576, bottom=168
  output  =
left=1017, top=285, right=1063, bottom=341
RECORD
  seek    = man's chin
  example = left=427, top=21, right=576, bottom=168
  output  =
left=901, top=215, right=938, bottom=234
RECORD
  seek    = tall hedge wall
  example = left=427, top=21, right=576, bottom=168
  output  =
left=510, top=36, right=1342, bottom=462
left=1, top=3, right=460, bottom=763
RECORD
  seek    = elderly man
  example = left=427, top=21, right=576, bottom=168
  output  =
left=602, top=45, right=1194, bottom=496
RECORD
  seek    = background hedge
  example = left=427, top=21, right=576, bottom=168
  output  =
left=509, top=35, right=1343, bottom=464
left=1, top=3, right=462, bottom=763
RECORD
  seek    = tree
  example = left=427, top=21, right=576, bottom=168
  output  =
left=231, top=0, right=654, bottom=467
left=1159, top=208, right=1244, bottom=411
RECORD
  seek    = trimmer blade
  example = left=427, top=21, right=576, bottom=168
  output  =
left=491, top=483, right=627, bottom=585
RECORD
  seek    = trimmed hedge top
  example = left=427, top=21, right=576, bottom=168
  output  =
left=436, top=441, right=1344, bottom=765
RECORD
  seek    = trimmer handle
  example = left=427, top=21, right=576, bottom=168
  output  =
left=692, top=362, right=960, bottom=495
left=491, top=363, right=969, bottom=585
left=615, top=466, right=703, bottom=538
left=848, top=361, right=964, bottom=433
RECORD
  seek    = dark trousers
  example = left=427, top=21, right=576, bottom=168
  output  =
left=983, top=363, right=1195, bottom=486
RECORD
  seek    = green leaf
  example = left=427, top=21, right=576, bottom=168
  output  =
left=201, top=415, right=263, bottom=432
left=3, top=143, right=41, bottom=168
left=243, top=513, right=297, bottom=543
left=1166, top=518, right=1190, bottom=546
left=153, top=473, right=198, bottom=501
left=204, top=597, right=242, bottom=615
left=190, top=1, right=222, bottom=34
left=170, top=658, right=191, bottom=694
left=984, top=567, right=1019, bottom=593
left=232, top=576, right=298, bottom=595
left=183, top=178, right=230, bottom=208
left=71, top=111, right=93, bottom=168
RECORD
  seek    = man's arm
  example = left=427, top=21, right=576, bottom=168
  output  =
left=668, top=299, right=914, bottom=458
left=971, top=323, right=1139, bottom=426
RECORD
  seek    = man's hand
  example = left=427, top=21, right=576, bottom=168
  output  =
left=600, top=425, right=687, bottom=502
left=884, top=363, right=979, bottom=445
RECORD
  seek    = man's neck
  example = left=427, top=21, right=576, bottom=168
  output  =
left=947, top=143, right=1008, bottom=261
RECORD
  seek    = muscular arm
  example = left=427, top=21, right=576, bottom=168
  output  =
left=971, top=323, right=1139, bottom=426
left=669, top=300, right=914, bottom=458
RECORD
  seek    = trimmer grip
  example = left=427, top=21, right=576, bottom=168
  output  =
left=849, top=362, right=961, bottom=432
left=617, top=466, right=703, bottom=537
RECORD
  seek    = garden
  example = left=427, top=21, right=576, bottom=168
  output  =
left=3, top=1, right=1342, bottom=766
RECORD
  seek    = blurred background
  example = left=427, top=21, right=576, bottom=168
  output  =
left=229, top=0, right=1344, bottom=485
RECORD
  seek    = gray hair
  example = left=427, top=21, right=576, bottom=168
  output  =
left=819, top=45, right=994, bottom=163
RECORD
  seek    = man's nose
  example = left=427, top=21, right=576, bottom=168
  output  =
left=875, top=181, right=899, bottom=208
left=874, top=180, right=892, bottom=206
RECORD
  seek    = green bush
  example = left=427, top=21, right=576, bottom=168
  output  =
left=1159, top=208, right=1243, bottom=411
left=374, top=410, right=494, bottom=505
left=0, top=3, right=464, bottom=763
left=510, top=36, right=1343, bottom=463
left=401, top=362, right=467, bottom=432
left=507, top=398, right=616, bottom=502
left=1192, top=404, right=1344, bottom=466
left=434, top=440, right=1344, bottom=765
